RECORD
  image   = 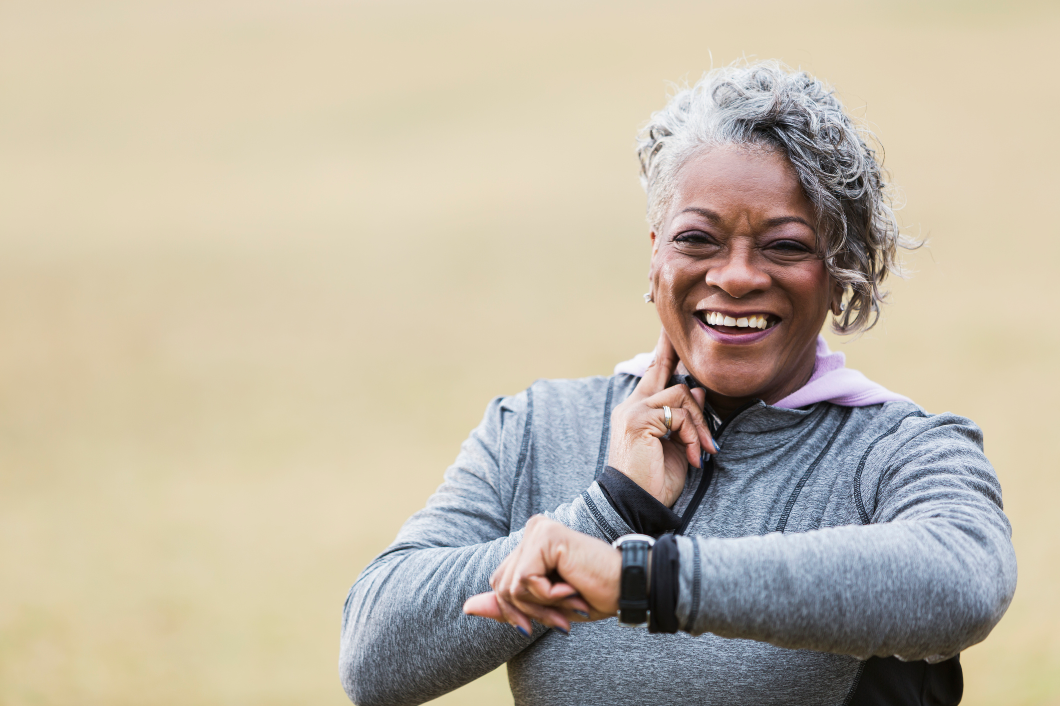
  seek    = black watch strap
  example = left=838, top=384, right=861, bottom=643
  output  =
left=612, top=534, right=655, bottom=626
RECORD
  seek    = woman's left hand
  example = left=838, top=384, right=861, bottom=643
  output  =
left=463, top=516, right=620, bottom=635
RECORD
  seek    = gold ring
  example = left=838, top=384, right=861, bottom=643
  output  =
left=662, top=405, right=672, bottom=437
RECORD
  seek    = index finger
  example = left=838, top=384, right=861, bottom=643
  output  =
left=630, top=328, right=679, bottom=400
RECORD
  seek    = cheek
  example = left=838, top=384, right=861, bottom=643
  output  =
left=655, top=260, right=701, bottom=318
left=787, top=263, right=832, bottom=320
left=655, top=253, right=701, bottom=289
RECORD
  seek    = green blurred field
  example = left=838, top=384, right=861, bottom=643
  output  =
left=1, top=1, right=1058, bottom=704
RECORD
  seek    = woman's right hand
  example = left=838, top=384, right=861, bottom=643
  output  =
left=607, top=329, right=717, bottom=507
left=463, top=515, right=619, bottom=635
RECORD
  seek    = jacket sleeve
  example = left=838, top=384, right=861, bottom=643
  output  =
left=339, top=389, right=632, bottom=706
left=674, top=410, right=1017, bottom=662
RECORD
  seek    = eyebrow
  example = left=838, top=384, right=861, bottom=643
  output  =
left=678, top=207, right=813, bottom=230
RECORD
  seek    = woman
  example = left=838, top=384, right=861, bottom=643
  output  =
left=340, top=61, right=1016, bottom=706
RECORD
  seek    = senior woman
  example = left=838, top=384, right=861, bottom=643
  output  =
left=339, top=61, right=1016, bottom=706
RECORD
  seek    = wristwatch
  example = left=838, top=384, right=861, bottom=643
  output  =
left=612, top=534, right=655, bottom=627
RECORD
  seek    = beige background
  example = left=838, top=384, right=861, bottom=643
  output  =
left=1, top=0, right=1058, bottom=704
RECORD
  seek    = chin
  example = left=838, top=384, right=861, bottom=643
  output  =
left=682, top=352, right=776, bottom=400
left=701, top=376, right=774, bottom=400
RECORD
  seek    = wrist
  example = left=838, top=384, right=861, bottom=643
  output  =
left=612, top=534, right=655, bottom=626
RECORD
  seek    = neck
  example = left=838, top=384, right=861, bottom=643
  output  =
left=701, top=389, right=759, bottom=422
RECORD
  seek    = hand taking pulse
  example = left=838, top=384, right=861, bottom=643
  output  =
left=608, top=328, right=718, bottom=507
left=464, top=331, right=718, bottom=634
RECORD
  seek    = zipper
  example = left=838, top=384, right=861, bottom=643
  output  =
left=675, top=398, right=758, bottom=535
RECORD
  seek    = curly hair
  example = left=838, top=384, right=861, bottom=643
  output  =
left=637, top=60, right=916, bottom=334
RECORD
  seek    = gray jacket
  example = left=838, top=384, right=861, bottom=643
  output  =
left=339, top=374, right=1016, bottom=706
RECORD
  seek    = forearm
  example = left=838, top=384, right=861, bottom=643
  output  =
left=340, top=487, right=631, bottom=706
left=340, top=536, right=525, bottom=706
left=674, top=517, right=1017, bottom=661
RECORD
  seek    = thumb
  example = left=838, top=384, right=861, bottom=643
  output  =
left=463, top=591, right=503, bottom=621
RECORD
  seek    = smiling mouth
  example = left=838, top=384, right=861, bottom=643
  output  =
left=695, top=310, right=779, bottom=331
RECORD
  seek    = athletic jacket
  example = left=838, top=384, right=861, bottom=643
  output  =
left=339, top=342, right=1016, bottom=706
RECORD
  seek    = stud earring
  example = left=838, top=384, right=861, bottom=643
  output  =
left=643, top=292, right=654, bottom=304
left=840, top=302, right=847, bottom=312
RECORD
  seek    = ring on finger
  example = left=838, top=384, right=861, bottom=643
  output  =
left=662, top=405, right=672, bottom=440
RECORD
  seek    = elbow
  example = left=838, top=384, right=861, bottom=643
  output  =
left=339, top=660, right=368, bottom=706
left=945, top=540, right=1018, bottom=654
left=338, top=636, right=363, bottom=705
left=340, top=612, right=420, bottom=706
left=897, top=533, right=1018, bottom=662
left=340, top=639, right=391, bottom=706
left=339, top=602, right=393, bottom=706
left=965, top=551, right=1018, bottom=645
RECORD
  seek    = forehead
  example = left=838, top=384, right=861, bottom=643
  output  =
left=666, top=145, right=813, bottom=227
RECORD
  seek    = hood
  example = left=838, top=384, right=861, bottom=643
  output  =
left=612, top=335, right=911, bottom=409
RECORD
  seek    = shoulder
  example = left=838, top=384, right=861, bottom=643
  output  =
left=525, top=373, right=638, bottom=410
left=842, top=401, right=984, bottom=454
left=840, top=401, right=1001, bottom=522
left=476, top=374, right=638, bottom=449
left=473, top=375, right=637, bottom=499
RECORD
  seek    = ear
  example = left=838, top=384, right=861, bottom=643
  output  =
left=829, top=280, right=845, bottom=317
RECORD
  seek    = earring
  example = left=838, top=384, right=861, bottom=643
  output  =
left=840, top=302, right=847, bottom=312
left=643, top=292, right=654, bottom=304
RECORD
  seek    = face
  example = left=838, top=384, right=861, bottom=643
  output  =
left=650, top=145, right=840, bottom=407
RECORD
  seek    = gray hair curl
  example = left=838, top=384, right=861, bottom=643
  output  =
left=637, top=60, right=915, bottom=334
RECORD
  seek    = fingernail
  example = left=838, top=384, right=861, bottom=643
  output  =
left=573, top=610, right=590, bottom=618
left=552, top=626, right=570, bottom=636
left=515, top=625, right=531, bottom=638
left=713, top=438, right=722, bottom=451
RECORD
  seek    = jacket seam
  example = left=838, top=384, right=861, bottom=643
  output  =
left=594, top=376, right=617, bottom=480
left=513, top=386, right=535, bottom=489
left=582, top=490, right=620, bottom=543
left=689, top=535, right=702, bottom=629
left=853, top=411, right=927, bottom=524
left=775, top=406, right=853, bottom=533
left=842, top=660, right=867, bottom=705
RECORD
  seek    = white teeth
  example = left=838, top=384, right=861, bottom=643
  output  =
left=703, top=311, right=774, bottom=329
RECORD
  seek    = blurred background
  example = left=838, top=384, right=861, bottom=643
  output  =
left=1, top=0, right=1058, bottom=704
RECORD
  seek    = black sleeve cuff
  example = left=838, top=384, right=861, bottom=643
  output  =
left=648, top=534, right=680, bottom=634
left=597, top=466, right=682, bottom=537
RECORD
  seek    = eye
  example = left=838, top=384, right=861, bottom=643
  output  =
left=672, top=230, right=713, bottom=244
left=770, top=239, right=811, bottom=252
left=671, top=230, right=721, bottom=255
left=764, top=239, right=817, bottom=260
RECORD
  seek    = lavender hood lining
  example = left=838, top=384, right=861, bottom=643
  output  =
left=612, top=335, right=911, bottom=408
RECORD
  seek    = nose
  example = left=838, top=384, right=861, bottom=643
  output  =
left=704, top=243, right=771, bottom=299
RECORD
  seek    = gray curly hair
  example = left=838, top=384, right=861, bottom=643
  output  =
left=637, top=60, right=915, bottom=334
